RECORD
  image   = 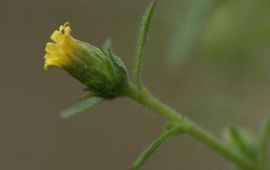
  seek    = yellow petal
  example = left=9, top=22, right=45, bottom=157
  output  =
left=50, top=30, right=62, bottom=42
left=64, top=26, right=71, bottom=34
left=59, top=25, right=64, bottom=32
left=45, top=42, right=58, bottom=53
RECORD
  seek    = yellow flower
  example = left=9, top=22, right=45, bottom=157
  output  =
left=44, top=22, right=78, bottom=70
left=43, top=22, right=128, bottom=98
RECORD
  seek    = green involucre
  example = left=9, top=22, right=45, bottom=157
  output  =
left=65, top=41, right=128, bottom=99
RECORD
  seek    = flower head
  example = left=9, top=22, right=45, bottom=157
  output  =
left=44, top=22, right=128, bottom=99
left=44, top=22, right=78, bottom=70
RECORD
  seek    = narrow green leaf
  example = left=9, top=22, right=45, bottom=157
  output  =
left=167, top=0, right=223, bottom=69
left=258, top=114, right=270, bottom=168
left=134, top=0, right=157, bottom=89
left=131, top=125, right=183, bottom=170
left=259, top=114, right=270, bottom=150
left=60, top=97, right=103, bottom=119
left=102, top=37, right=112, bottom=50
left=224, top=125, right=257, bottom=161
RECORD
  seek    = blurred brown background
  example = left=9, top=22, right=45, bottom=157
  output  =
left=1, top=0, right=270, bottom=169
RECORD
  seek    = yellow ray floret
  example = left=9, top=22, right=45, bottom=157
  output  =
left=44, top=22, right=78, bottom=70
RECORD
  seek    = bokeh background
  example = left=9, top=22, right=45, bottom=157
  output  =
left=1, top=0, right=270, bottom=169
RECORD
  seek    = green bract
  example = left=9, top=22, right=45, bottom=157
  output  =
left=66, top=41, right=128, bottom=99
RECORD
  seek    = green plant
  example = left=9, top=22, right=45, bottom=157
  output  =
left=44, top=1, right=270, bottom=170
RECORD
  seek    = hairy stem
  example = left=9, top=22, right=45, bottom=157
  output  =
left=125, top=82, right=256, bottom=170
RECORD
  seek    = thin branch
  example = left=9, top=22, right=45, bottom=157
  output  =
left=131, top=125, right=184, bottom=170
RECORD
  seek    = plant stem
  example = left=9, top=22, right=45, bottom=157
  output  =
left=125, top=83, right=256, bottom=170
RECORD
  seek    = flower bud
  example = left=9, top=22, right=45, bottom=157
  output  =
left=44, top=22, right=128, bottom=99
